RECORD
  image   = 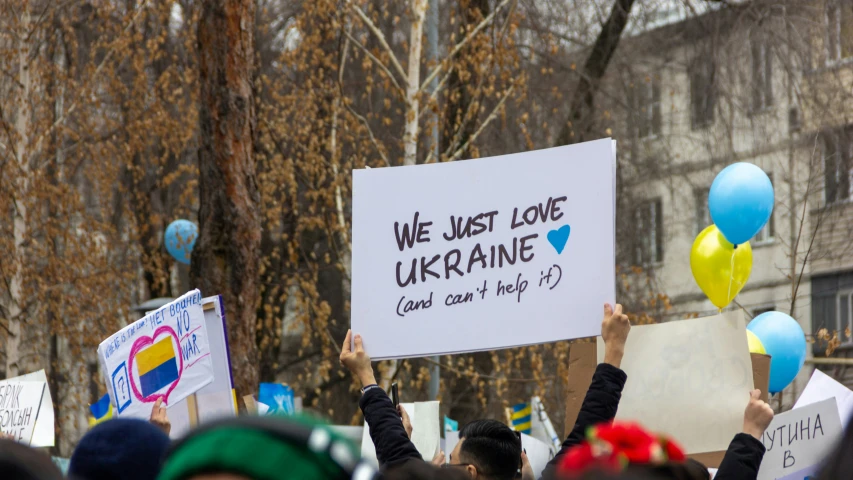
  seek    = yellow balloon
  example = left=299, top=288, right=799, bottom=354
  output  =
left=746, top=330, right=766, bottom=355
left=690, top=225, right=753, bottom=309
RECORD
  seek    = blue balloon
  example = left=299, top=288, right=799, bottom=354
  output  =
left=164, top=219, right=198, bottom=265
left=747, top=312, right=806, bottom=394
left=709, top=163, right=774, bottom=245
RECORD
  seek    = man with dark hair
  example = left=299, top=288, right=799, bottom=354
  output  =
left=448, top=419, right=521, bottom=480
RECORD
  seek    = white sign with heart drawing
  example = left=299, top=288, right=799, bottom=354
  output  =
left=98, top=290, right=214, bottom=419
left=351, top=139, right=616, bottom=359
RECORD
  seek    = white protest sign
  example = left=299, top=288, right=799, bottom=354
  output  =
left=794, top=368, right=853, bottom=427
left=352, top=139, right=616, bottom=359
left=98, top=290, right=214, bottom=419
left=599, top=310, right=754, bottom=454
left=6, top=370, right=54, bottom=446
left=361, top=401, right=441, bottom=466
left=0, top=381, right=46, bottom=444
left=445, top=430, right=460, bottom=463
left=757, top=398, right=842, bottom=480
left=522, top=432, right=554, bottom=477
left=167, top=295, right=237, bottom=439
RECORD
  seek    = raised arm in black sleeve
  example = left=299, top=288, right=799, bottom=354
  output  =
left=541, top=363, right=627, bottom=478
left=359, top=386, right=422, bottom=468
left=713, top=433, right=766, bottom=480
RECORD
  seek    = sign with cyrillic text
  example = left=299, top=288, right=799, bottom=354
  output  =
left=98, top=290, right=213, bottom=419
left=757, top=397, right=841, bottom=480
left=352, top=139, right=616, bottom=359
left=0, top=381, right=46, bottom=445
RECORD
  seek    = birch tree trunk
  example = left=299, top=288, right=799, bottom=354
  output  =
left=7, top=7, right=31, bottom=379
left=191, top=0, right=261, bottom=397
left=403, top=0, right=427, bottom=166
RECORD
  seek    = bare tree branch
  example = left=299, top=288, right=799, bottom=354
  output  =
left=345, top=0, right=408, bottom=83
left=554, top=0, right=635, bottom=146
left=446, top=84, right=516, bottom=162
left=791, top=139, right=824, bottom=315
left=342, top=29, right=407, bottom=101
left=418, top=0, right=515, bottom=96
left=337, top=86, right=391, bottom=167
left=33, top=0, right=151, bottom=157
left=418, top=64, right=454, bottom=121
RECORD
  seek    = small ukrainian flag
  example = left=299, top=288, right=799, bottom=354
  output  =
left=88, top=394, right=113, bottom=427
left=137, top=337, right=179, bottom=397
left=511, top=402, right=531, bottom=434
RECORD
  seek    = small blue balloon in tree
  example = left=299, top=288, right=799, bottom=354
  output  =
left=747, top=311, right=806, bottom=394
left=709, top=162, right=774, bottom=245
left=164, top=219, right=198, bottom=265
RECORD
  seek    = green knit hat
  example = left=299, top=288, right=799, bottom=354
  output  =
left=157, top=415, right=376, bottom=480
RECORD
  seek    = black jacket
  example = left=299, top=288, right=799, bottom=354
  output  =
left=713, top=433, right=766, bottom=480
left=359, top=386, right=422, bottom=468
left=542, top=363, right=627, bottom=478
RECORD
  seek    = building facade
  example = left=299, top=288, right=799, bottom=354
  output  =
left=608, top=1, right=853, bottom=404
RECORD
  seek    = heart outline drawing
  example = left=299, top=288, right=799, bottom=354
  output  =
left=127, top=325, right=183, bottom=405
left=547, top=224, right=571, bottom=254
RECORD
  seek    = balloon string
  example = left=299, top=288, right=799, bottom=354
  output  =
left=726, top=248, right=736, bottom=308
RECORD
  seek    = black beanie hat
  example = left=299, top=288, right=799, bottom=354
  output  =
left=69, top=418, right=170, bottom=480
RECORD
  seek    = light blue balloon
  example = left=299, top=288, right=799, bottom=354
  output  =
left=747, top=312, right=806, bottom=394
left=709, top=163, right=774, bottom=245
left=164, top=219, right=198, bottom=265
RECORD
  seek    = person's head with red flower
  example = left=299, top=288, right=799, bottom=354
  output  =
left=557, top=421, right=707, bottom=480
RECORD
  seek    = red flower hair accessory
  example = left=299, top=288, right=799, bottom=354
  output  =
left=558, top=421, right=686, bottom=476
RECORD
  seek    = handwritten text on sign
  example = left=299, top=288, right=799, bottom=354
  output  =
left=352, top=140, right=616, bottom=359
left=98, top=290, right=214, bottom=419
left=0, top=381, right=46, bottom=444
left=757, top=397, right=842, bottom=480
left=393, top=196, right=568, bottom=312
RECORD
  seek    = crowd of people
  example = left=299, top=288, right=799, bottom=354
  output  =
left=1, top=303, right=851, bottom=480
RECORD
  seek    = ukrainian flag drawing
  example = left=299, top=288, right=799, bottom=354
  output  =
left=511, top=402, right=531, bottom=434
left=88, top=394, right=113, bottom=427
left=137, top=337, right=179, bottom=397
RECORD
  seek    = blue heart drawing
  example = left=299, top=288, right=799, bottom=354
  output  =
left=547, top=225, right=571, bottom=254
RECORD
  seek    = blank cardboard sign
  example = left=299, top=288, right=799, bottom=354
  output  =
left=596, top=311, right=754, bottom=455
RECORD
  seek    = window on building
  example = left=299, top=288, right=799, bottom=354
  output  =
left=690, top=56, right=715, bottom=129
left=633, top=76, right=662, bottom=139
left=821, top=127, right=853, bottom=204
left=754, top=174, right=775, bottom=243
left=829, top=289, right=853, bottom=347
left=751, top=39, right=773, bottom=111
left=812, top=272, right=853, bottom=353
left=695, top=188, right=711, bottom=236
left=634, top=198, right=664, bottom=265
left=826, top=0, right=853, bottom=64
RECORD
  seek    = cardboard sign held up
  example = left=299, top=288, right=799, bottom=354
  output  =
left=596, top=311, right=754, bottom=455
left=352, top=139, right=616, bottom=359
left=162, top=296, right=237, bottom=439
left=564, top=312, right=770, bottom=467
left=0, top=381, right=47, bottom=445
left=98, top=290, right=214, bottom=420
left=4, top=370, right=54, bottom=447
